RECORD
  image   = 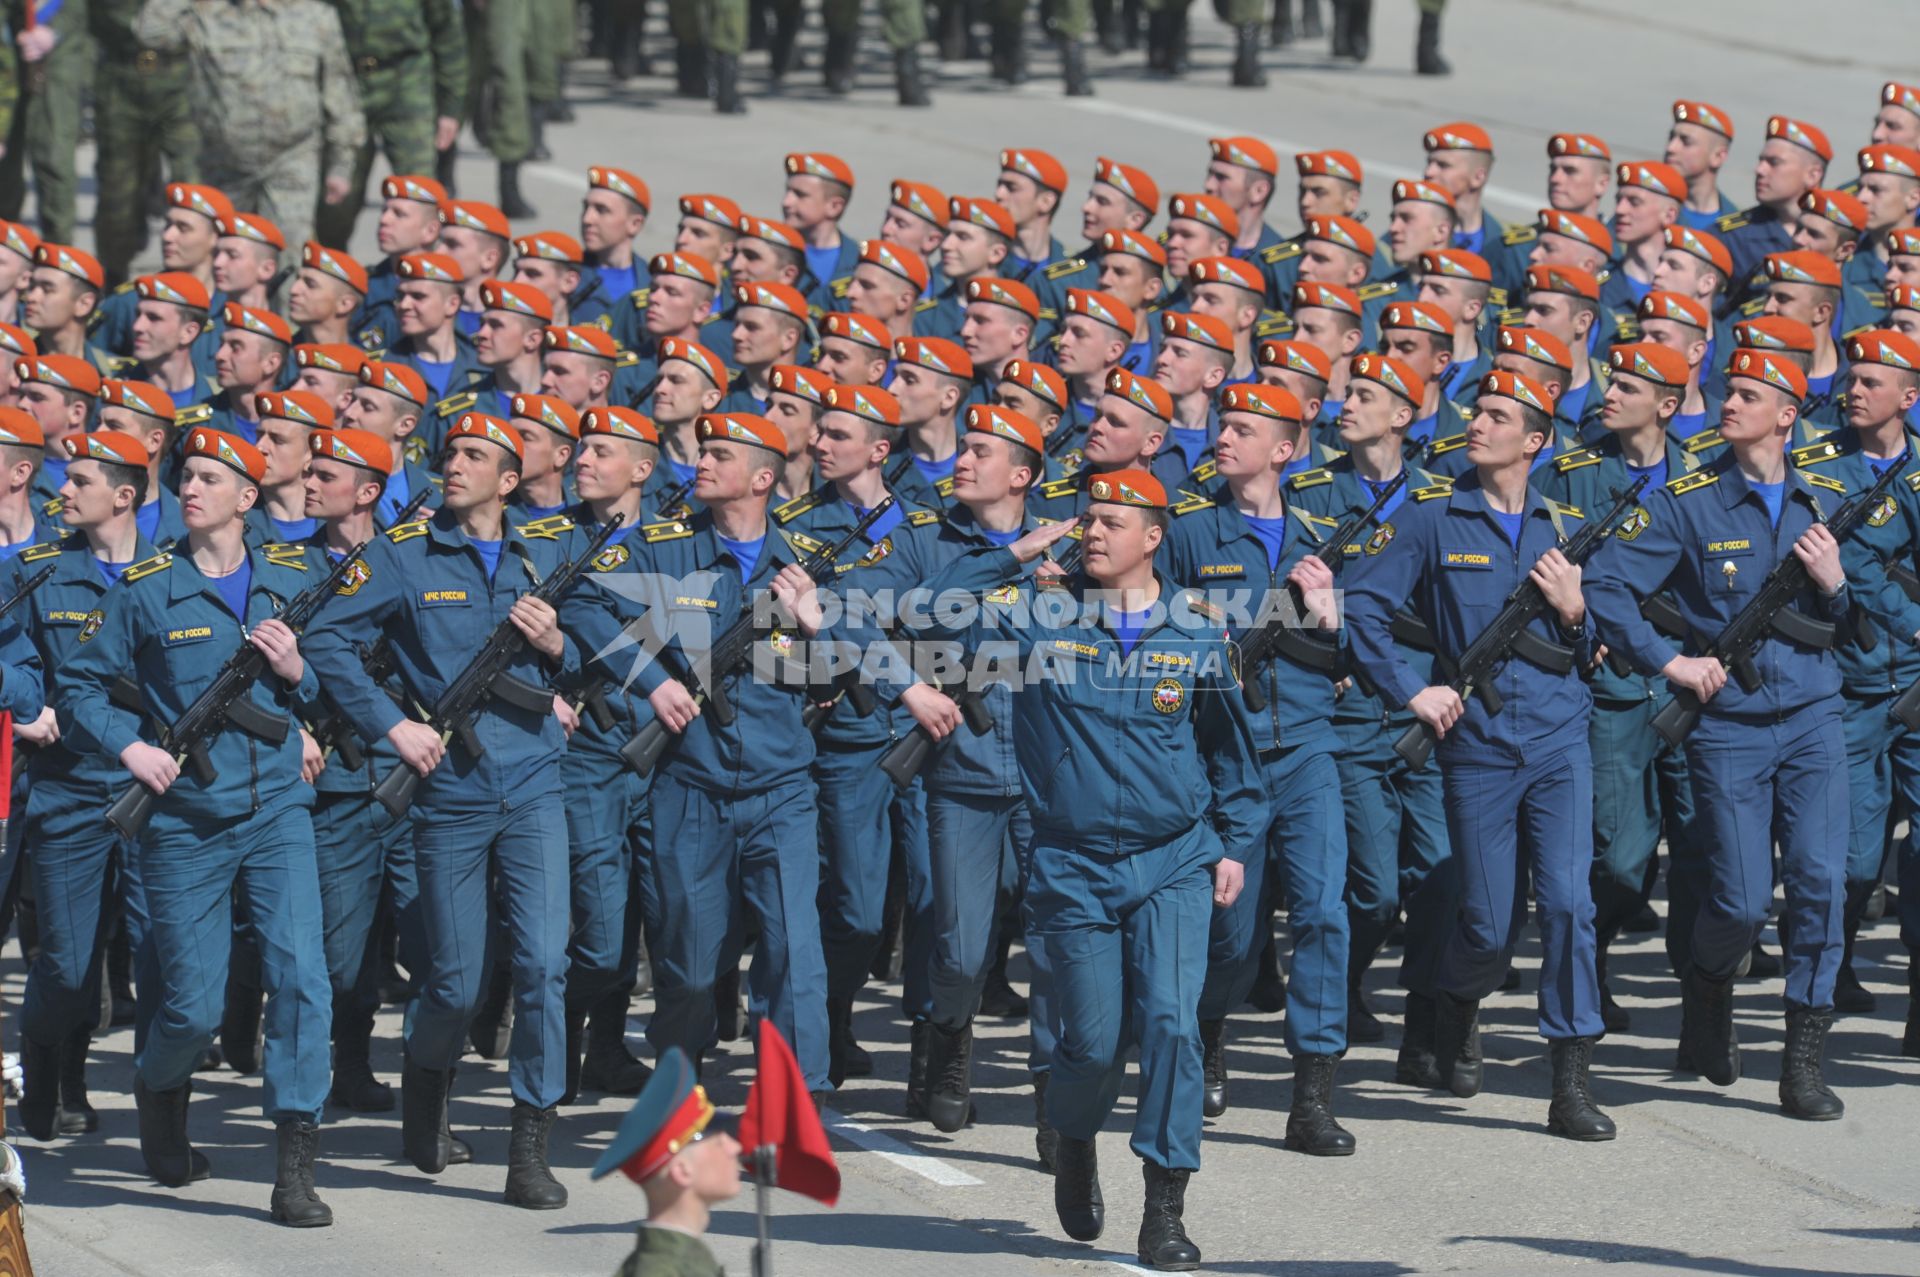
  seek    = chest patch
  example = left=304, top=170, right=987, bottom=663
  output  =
left=1704, top=538, right=1752, bottom=557
left=418, top=588, right=470, bottom=606
left=1442, top=550, right=1493, bottom=569
left=162, top=625, right=217, bottom=647
left=1151, top=678, right=1186, bottom=715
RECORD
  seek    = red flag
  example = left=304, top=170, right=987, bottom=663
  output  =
left=739, top=1019, right=840, bottom=1206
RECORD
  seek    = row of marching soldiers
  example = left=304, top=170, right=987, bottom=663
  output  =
left=0, top=82, right=1914, bottom=1272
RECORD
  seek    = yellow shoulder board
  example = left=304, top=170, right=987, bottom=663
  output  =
left=616, top=350, right=640, bottom=368
left=1429, top=434, right=1470, bottom=454
left=1683, top=427, right=1724, bottom=453
left=1716, top=211, right=1749, bottom=232
left=1488, top=286, right=1509, bottom=309
left=1668, top=470, right=1719, bottom=496
left=517, top=514, right=574, bottom=540
left=1357, top=281, right=1399, bottom=302
left=1547, top=499, right=1584, bottom=520
left=1906, top=468, right=1920, bottom=492
left=19, top=541, right=62, bottom=563
left=907, top=509, right=940, bottom=526
left=772, top=488, right=825, bottom=524
left=1253, top=313, right=1295, bottom=338
left=435, top=391, right=478, bottom=418
left=1190, top=460, right=1218, bottom=484
left=1738, top=297, right=1767, bottom=317
left=1181, top=590, right=1225, bottom=623
left=123, top=551, right=174, bottom=582
left=1038, top=477, right=1080, bottom=499
left=40, top=496, right=63, bottom=517
left=642, top=519, right=692, bottom=542
left=1259, top=241, right=1302, bottom=265
left=1300, top=510, right=1339, bottom=530
left=1170, top=493, right=1212, bottom=516
left=1502, top=224, right=1539, bottom=247
left=914, top=298, right=938, bottom=313
left=829, top=278, right=851, bottom=297
left=629, top=287, right=650, bottom=307
left=1790, top=440, right=1842, bottom=467
left=261, top=542, right=309, bottom=570
left=1802, top=472, right=1846, bottom=494
left=176, top=403, right=213, bottom=427
left=386, top=519, right=431, bottom=543
left=785, top=530, right=826, bottom=556
left=1287, top=467, right=1333, bottom=490
left=1412, top=483, right=1453, bottom=502
left=1044, top=258, right=1087, bottom=281
left=1554, top=448, right=1602, bottom=474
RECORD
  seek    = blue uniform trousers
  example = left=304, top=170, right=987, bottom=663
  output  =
left=1590, top=699, right=1700, bottom=940
left=1840, top=693, right=1920, bottom=891
left=926, top=791, right=1034, bottom=1030
left=892, top=774, right=934, bottom=1022
left=1683, top=702, right=1848, bottom=1008
left=648, top=776, right=831, bottom=1091
left=1334, top=714, right=1453, bottom=994
left=408, top=791, right=570, bottom=1108
left=1437, top=742, right=1604, bottom=1040
left=1032, top=820, right=1215, bottom=1172
left=136, top=790, right=332, bottom=1121
left=561, top=752, right=646, bottom=1012
left=813, top=744, right=928, bottom=1009
left=1201, top=746, right=1349, bottom=1055
left=20, top=785, right=126, bottom=1048
left=312, top=792, right=414, bottom=1017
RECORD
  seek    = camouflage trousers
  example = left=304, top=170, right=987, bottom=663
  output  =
left=203, top=139, right=324, bottom=271
left=676, top=0, right=921, bottom=55
left=1141, top=0, right=1263, bottom=21
left=527, top=0, right=571, bottom=103
left=0, top=34, right=88, bottom=246
left=92, top=51, right=200, bottom=281
left=315, top=59, right=438, bottom=249
left=467, top=0, right=533, bottom=163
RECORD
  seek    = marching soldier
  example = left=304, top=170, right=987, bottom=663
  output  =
left=358, top=175, right=450, bottom=352
left=1720, top=117, right=1831, bottom=308
left=289, top=242, right=371, bottom=350
left=89, top=0, right=203, bottom=287
left=1667, top=102, right=1739, bottom=231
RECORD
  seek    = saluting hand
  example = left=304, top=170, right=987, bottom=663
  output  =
left=1213, top=857, right=1245, bottom=908
left=508, top=596, right=565, bottom=659
left=1529, top=548, right=1586, bottom=628
left=248, top=618, right=304, bottom=683
left=1007, top=518, right=1081, bottom=565
left=1794, top=523, right=1846, bottom=595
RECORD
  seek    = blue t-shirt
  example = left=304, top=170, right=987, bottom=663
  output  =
left=457, top=310, right=482, bottom=338
left=1557, top=380, right=1591, bottom=424
left=597, top=262, right=639, bottom=300
left=804, top=244, right=843, bottom=291
left=492, top=388, right=515, bottom=420
left=912, top=452, right=957, bottom=485
left=668, top=457, right=698, bottom=485
left=413, top=356, right=454, bottom=401
left=1360, top=473, right=1408, bottom=522
left=469, top=536, right=503, bottom=580
left=94, top=557, right=131, bottom=587
left=1752, top=480, right=1785, bottom=528
left=1121, top=341, right=1153, bottom=374
left=1492, top=509, right=1525, bottom=547
left=1671, top=410, right=1708, bottom=439
left=136, top=499, right=161, bottom=543
left=1623, top=274, right=1653, bottom=305
left=1168, top=426, right=1210, bottom=474
left=40, top=457, right=67, bottom=492
left=169, top=386, right=200, bottom=410
left=380, top=465, right=412, bottom=526
left=1806, top=371, right=1836, bottom=401
left=518, top=501, right=568, bottom=520
left=1453, top=224, right=1487, bottom=257
left=847, top=498, right=905, bottom=544
left=0, top=534, right=34, bottom=562
left=1865, top=448, right=1910, bottom=478
left=1109, top=605, right=1152, bottom=658
left=1626, top=458, right=1670, bottom=491
left=1244, top=512, right=1287, bottom=570
left=211, top=558, right=251, bottom=618
left=271, top=515, right=317, bottom=542
left=981, top=526, right=1022, bottom=547
left=718, top=533, right=764, bottom=583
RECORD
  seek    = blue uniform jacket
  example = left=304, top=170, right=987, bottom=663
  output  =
left=1344, top=471, right=1595, bottom=764
left=1586, top=452, right=1851, bottom=719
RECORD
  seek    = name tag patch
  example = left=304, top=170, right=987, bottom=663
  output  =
left=1443, top=550, right=1493, bottom=569
left=163, top=625, right=215, bottom=646
left=44, top=609, right=89, bottom=625
left=1704, top=538, right=1752, bottom=556
left=1198, top=564, right=1245, bottom=578
left=418, top=589, right=470, bottom=606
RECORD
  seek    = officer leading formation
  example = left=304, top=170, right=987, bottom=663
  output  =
left=0, top=74, right=1914, bottom=1277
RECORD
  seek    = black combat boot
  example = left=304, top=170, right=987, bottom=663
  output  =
left=1414, top=4, right=1448, bottom=74
left=1284, top=1054, right=1355, bottom=1155
left=1033, top=1071, right=1058, bottom=1170
left=1269, top=0, right=1292, bottom=45
left=1547, top=1037, right=1616, bottom=1140
left=1745, top=939, right=1781, bottom=979
left=1058, top=36, right=1094, bottom=95
left=769, top=4, right=802, bottom=81
left=826, top=996, right=870, bottom=1087
left=712, top=52, right=747, bottom=113
left=674, top=41, right=709, bottom=97
left=1433, top=991, right=1482, bottom=1098
left=1905, top=963, right=1920, bottom=1059
left=1328, top=0, right=1350, bottom=55
left=1248, top=927, right=1285, bottom=1013
left=497, top=164, right=536, bottom=222
left=1348, top=981, right=1384, bottom=1044
left=329, top=1006, right=393, bottom=1113
left=1053, top=1132, right=1103, bottom=1241
left=938, top=0, right=969, bottom=60
left=18, top=1033, right=61, bottom=1141
left=1230, top=23, right=1266, bottom=85
left=1835, top=882, right=1877, bottom=1014
left=561, top=1006, right=588, bottom=1106
left=989, top=18, right=1027, bottom=83
left=134, top=1076, right=197, bottom=1187
left=59, top=1027, right=97, bottom=1135
left=1597, top=947, right=1630, bottom=1034
left=926, top=1021, right=974, bottom=1132
left=1344, top=0, right=1370, bottom=59
left=504, top=1102, right=569, bottom=1209
left=904, top=1018, right=931, bottom=1117
left=401, top=1052, right=454, bottom=1174
left=1136, top=1162, right=1200, bottom=1271
left=582, top=993, right=651, bottom=1094
left=269, top=1120, right=333, bottom=1227
left=979, top=920, right=1028, bottom=1017
left=1164, top=7, right=1188, bottom=74
left=221, top=970, right=264, bottom=1075
left=1199, top=1018, right=1227, bottom=1117
left=526, top=103, right=552, bottom=163
left=1680, top=965, right=1739, bottom=1086
left=894, top=45, right=931, bottom=106
left=823, top=28, right=857, bottom=94
left=1396, top=992, right=1444, bottom=1088
left=1779, top=1008, right=1844, bottom=1121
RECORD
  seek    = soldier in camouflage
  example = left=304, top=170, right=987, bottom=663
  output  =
left=89, top=0, right=203, bottom=287
left=0, top=0, right=89, bottom=244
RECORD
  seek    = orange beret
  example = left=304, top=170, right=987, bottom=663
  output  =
left=1727, top=349, right=1808, bottom=401
left=381, top=174, right=448, bottom=205
left=1887, top=283, right=1920, bottom=313
left=1098, top=228, right=1167, bottom=267
left=182, top=426, right=266, bottom=482
left=1295, top=150, right=1363, bottom=184
left=1523, top=263, right=1600, bottom=302
left=1093, top=157, right=1159, bottom=214
left=696, top=411, right=785, bottom=454
left=1615, top=160, right=1686, bottom=201
left=0, top=222, right=37, bottom=261
left=650, top=252, right=720, bottom=288
left=888, top=179, right=948, bottom=228
left=1208, top=136, right=1278, bottom=176
left=1103, top=368, right=1173, bottom=421
left=1424, top=122, right=1493, bottom=154
left=1160, top=309, right=1232, bottom=352
left=1168, top=192, right=1240, bottom=241
left=1392, top=178, right=1456, bottom=210
left=678, top=193, right=743, bottom=228
left=858, top=239, right=929, bottom=290
left=892, top=336, right=973, bottom=380
left=510, top=392, right=582, bottom=440
left=98, top=379, right=173, bottom=421
left=1845, top=329, right=1920, bottom=372
left=999, top=358, right=1067, bottom=410
left=784, top=153, right=854, bottom=188
left=1349, top=351, right=1425, bottom=406
left=254, top=389, right=334, bottom=429
left=1381, top=300, right=1453, bottom=337
left=16, top=353, right=100, bottom=395
left=1538, top=208, right=1613, bottom=256
left=1638, top=291, right=1711, bottom=330
left=166, top=183, right=234, bottom=225
left=1478, top=370, right=1556, bottom=417
left=480, top=278, right=555, bottom=321
left=1305, top=214, right=1373, bottom=259
left=733, top=280, right=810, bottom=320
left=544, top=325, right=619, bottom=359
left=1672, top=100, right=1734, bottom=139
left=1292, top=280, right=1363, bottom=316
left=296, top=344, right=368, bottom=377
left=588, top=166, right=651, bottom=211
left=1859, top=145, right=1920, bottom=181
left=222, top=302, right=293, bottom=345
left=736, top=213, right=805, bottom=251
left=819, top=311, right=889, bottom=349
left=1764, top=250, right=1842, bottom=289
left=1766, top=116, right=1832, bottom=162
left=1188, top=255, right=1264, bottom=296
left=659, top=337, right=729, bottom=387
left=65, top=430, right=150, bottom=468
left=1731, top=315, right=1817, bottom=354
left=1087, top=468, right=1167, bottom=509
left=964, top=403, right=1046, bottom=455
left=1497, top=325, right=1574, bottom=373
left=998, top=147, right=1068, bottom=193
left=1257, top=339, right=1333, bottom=383
left=1419, top=248, right=1492, bottom=283
left=0, top=407, right=41, bottom=448
left=217, top=212, right=284, bottom=251
left=964, top=276, right=1040, bottom=322
left=309, top=427, right=393, bottom=476
left=822, top=383, right=900, bottom=427
left=582, top=406, right=659, bottom=446
left=767, top=364, right=833, bottom=404
left=1064, top=288, right=1136, bottom=336
left=1662, top=224, right=1733, bottom=277
left=515, top=231, right=585, bottom=264
left=0, top=322, right=30, bottom=360
left=360, top=359, right=429, bottom=406
left=1549, top=133, right=1611, bottom=162
left=1219, top=382, right=1302, bottom=422
left=1799, top=188, right=1870, bottom=232
left=1892, top=227, right=1920, bottom=258
left=1886, top=82, right=1920, bottom=119
left=1607, top=342, right=1689, bottom=389
left=440, top=200, right=512, bottom=239
left=397, top=252, right=464, bottom=285
left=302, top=241, right=368, bottom=294
left=948, top=196, right=1015, bottom=240
left=35, top=243, right=103, bottom=289
left=136, top=271, right=211, bottom=312
left=448, top=412, right=524, bottom=460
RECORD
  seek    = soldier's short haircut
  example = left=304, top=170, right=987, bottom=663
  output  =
left=94, top=458, right=149, bottom=508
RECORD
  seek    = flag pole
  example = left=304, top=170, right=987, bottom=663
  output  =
left=750, top=1143, right=775, bottom=1277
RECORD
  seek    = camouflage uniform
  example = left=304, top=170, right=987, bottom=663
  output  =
left=134, top=0, right=365, bottom=265
left=0, top=0, right=90, bottom=245
left=465, top=0, right=531, bottom=163
left=614, top=1226, right=724, bottom=1277
left=314, top=0, right=467, bottom=248
left=90, top=0, right=202, bottom=282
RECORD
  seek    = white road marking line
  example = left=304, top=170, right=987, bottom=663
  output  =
left=1033, top=92, right=1540, bottom=215
left=526, top=162, right=591, bottom=191
left=1098, top=1254, right=1157, bottom=1275
left=819, top=1108, right=985, bottom=1187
